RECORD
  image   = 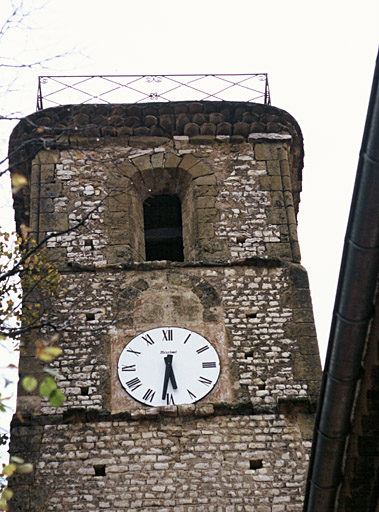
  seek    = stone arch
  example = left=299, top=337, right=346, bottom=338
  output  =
left=108, top=151, right=219, bottom=263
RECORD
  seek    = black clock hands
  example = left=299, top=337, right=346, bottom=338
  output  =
left=162, top=354, right=177, bottom=400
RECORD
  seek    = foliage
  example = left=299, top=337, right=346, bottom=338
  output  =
left=0, top=229, right=66, bottom=509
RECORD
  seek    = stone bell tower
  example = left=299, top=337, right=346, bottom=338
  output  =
left=9, top=98, right=321, bottom=511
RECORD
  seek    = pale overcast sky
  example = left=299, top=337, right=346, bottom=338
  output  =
left=1, top=0, right=378, bottom=459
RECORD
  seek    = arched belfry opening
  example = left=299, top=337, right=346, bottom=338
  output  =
left=143, top=194, right=184, bottom=262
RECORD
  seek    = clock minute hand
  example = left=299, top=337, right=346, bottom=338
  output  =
left=162, top=354, right=177, bottom=400
left=162, top=354, right=172, bottom=400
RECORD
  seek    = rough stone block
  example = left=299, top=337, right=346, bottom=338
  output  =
left=39, top=212, right=68, bottom=232
left=194, top=185, right=218, bottom=197
left=40, top=164, right=55, bottom=183
left=267, top=160, right=281, bottom=175
left=197, top=208, right=219, bottom=223
left=196, top=196, right=215, bottom=209
left=107, top=245, right=133, bottom=264
left=271, top=191, right=285, bottom=208
left=40, top=198, right=54, bottom=213
left=180, top=153, right=198, bottom=171
left=259, top=176, right=272, bottom=191
left=188, top=161, right=213, bottom=179
left=40, top=182, right=62, bottom=198
left=266, top=242, right=292, bottom=259
left=131, top=154, right=152, bottom=172
left=164, top=152, right=181, bottom=170
left=268, top=208, right=287, bottom=225
left=254, top=142, right=283, bottom=161
left=270, top=175, right=283, bottom=191
left=189, top=135, right=216, bottom=144
left=198, top=222, right=215, bottom=239
left=183, top=123, right=200, bottom=137
left=36, top=150, right=60, bottom=164
left=107, top=192, right=131, bottom=212
left=193, top=174, right=217, bottom=185
left=151, top=152, right=164, bottom=169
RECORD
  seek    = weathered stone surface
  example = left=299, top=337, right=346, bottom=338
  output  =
left=40, top=182, right=62, bottom=198
left=40, top=164, right=55, bottom=183
left=164, top=152, right=181, bottom=170
left=39, top=212, right=68, bottom=231
left=144, top=115, right=158, bottom=127
left=200, top=122, right=216, bottom=135
left=233, top=121, right=250, bottom=137
left=35, top=150, right=60, bottom=164
left=130, top=154, right=152, bottom=172
left=10, top=414, right=313, bottom=511
left=216, top=122, right=232, bottom=135
left=183, top=123, right=200, bottom=137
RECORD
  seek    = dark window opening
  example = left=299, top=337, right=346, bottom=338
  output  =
left=85, top=313, right=95, bottom=322
left=143, top=195, right=184, bottom=262
left=81, top=386, right=89, bottom=396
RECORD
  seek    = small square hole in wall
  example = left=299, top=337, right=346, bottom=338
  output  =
left=245, top=350, right=254, bottom=359
left=86, top=313, right=95, bottom=322
left=246, top=311, right=257, bottom=319
left=249, top=459, right=263, bottom=470
left=94, top=465, right=106, bottom=476
left=84, top=240, right=94, bottom=249
left=81, top=386, right=89, bottom=396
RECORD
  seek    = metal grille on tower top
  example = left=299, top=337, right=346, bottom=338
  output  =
left=36, top=74, right=270, bottom=111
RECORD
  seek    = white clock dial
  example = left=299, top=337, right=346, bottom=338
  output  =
left=118, top=327, right=220, bottom=407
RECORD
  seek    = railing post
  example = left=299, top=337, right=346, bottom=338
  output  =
left=36, top=77, right=43, bottom=111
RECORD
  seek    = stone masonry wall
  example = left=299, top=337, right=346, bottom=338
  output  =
left=16, top=264, right=320, bottom=417
left=10, top=414, right=311, bottom=512
left=26, top=134, right=300, bottom=268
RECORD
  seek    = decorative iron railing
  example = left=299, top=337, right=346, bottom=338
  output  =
left=36, top=74, right=270, bottom=111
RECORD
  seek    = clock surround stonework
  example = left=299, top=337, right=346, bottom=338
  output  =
left=9, top=101, right=321, bottom=511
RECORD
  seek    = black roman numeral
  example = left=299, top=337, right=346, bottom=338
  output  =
left=183, top=333, right=192, bottom=344
left=198, top=376, right=212, bottom=386
left=127, top=348, right=141, bottom=356
left=126, top=377, right=143, bottom=391
left=166, top=393, right=175, bottom=405
left=187, top=389, right=197, bottom=400
left=202, top=362, right=217, bottom=368
left=196, top=345, right=209, bottom=354
left=141, top=334, right=155, bottom=346
left=142, top=389, right=155, bottom=402
left=122, top=364, right=136, bottom=371
left=162, top=329, right=173, bottom=341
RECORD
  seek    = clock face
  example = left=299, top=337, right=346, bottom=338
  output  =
left=118, top=327, right=220, bottom=407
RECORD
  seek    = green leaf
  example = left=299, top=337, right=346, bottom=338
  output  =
left=39, top=376, right=57, bottom=397
left=10, top=456, right=24, bottom=464
left=11, top=173, right=28, bottom=194
left=22, top=376, right=38, bottom=392
left=16, top=463, right=33, bottom=474
left=48, top=389, right=66, bottom=407
left=37, top=346, right=62, bottom=362
left=2, top=463, right=17, bottom=477
left=2, top=489, right=13, bottom=501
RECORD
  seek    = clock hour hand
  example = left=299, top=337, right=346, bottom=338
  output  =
left=162, top=354, right=177, bottom=400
